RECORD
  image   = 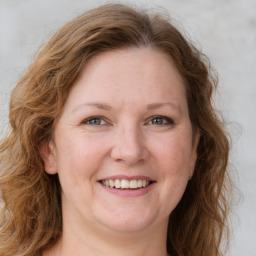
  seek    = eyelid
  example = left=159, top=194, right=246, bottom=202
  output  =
left=81, top=115, right=174, bottom=126
left=81, top=116, right=109, bottom=126
left=147, top=115, right=175, bottom=125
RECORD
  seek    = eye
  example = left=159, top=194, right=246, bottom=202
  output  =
left=82, top=116, right=107, bottom=126
left=149, top=116, right=174, bottom=125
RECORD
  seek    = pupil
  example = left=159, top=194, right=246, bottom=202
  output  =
left=91, top=119, right=100, bottom=125
left=153, top=118, right=163, bottom=125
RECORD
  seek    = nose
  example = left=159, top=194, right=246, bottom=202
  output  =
left=110, top=124, right=149, bottom=165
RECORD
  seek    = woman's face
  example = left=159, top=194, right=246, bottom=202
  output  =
left=42, top=48, right=199, bottom=235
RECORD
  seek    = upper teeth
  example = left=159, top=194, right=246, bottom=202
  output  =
left=101, top=179, right=150, bottom=189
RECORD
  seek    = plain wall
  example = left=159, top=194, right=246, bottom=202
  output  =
left=0, top=0, right=255, bottom=255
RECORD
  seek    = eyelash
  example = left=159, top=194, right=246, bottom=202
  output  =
left=82, top=116, right=108, bottom=126
left=82, top=115, right=174, bottom=126
left=148, top=115, right=174, bottom=126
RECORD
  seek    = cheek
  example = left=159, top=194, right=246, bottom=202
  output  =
left=55, top=133, right=108, bottom=185
left=154, top=132, right=194, bottom=209
left=152, top=131, right=194, bottom=178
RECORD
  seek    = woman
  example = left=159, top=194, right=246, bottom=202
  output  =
left=0, top=4, right=232, bottom=256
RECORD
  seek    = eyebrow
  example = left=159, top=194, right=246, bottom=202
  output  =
left=72, top=103, right=112, bottom=113
left=146, top=102, right=181, bottom=111
left=72, top=102, right=181, bottom=113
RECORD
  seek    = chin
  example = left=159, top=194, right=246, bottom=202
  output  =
left=102, top=220, right=153, bottom=233
left=94, top=208, right=163, bottom=234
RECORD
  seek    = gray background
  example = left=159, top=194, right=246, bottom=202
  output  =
left=0, top=0, right=255, bottom=255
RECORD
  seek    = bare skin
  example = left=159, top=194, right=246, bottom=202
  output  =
left=41, top=47, right=199, bottom=256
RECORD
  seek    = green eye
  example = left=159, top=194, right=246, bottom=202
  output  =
left=85, top=117, right=106, bottom=125
left=152, top=117, right=165, bottom=125
left=150, top=116, right=174, bottom=125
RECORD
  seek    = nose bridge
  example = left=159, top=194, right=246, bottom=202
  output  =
left=111, top=120, right=148, bottom=165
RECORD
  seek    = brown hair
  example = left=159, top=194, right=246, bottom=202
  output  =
left=0, top=4, right=232, bottom=256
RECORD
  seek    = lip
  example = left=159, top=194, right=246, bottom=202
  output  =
left=98, top=175, right=155, bottom=181
left=98, top=175, right=156, bottom=197
left=99, top=181, right=155, bottom=197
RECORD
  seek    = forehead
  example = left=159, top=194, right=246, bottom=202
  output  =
left=63, top=47, right=187, bottom=111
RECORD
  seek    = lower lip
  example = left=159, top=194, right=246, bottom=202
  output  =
left=99, top=182, right=155, bottom=197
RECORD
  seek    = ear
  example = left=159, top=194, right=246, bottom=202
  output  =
left=189, top=129, right=200, bottom=179
left=40, top=140, right=57, bottom=175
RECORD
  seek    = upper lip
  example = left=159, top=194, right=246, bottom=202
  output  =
left=99, top=175, right=155, bottom=182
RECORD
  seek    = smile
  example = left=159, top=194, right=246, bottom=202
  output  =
left=100, top=179, right=152, bottom=189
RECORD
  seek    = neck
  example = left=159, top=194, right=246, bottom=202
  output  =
left=44, top=216, right=169, bottom=256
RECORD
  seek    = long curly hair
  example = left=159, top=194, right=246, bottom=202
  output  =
left=0, top=4, right=232, bottom=256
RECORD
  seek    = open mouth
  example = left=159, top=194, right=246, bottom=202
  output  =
left=99, top=179, right=154, bottom=189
